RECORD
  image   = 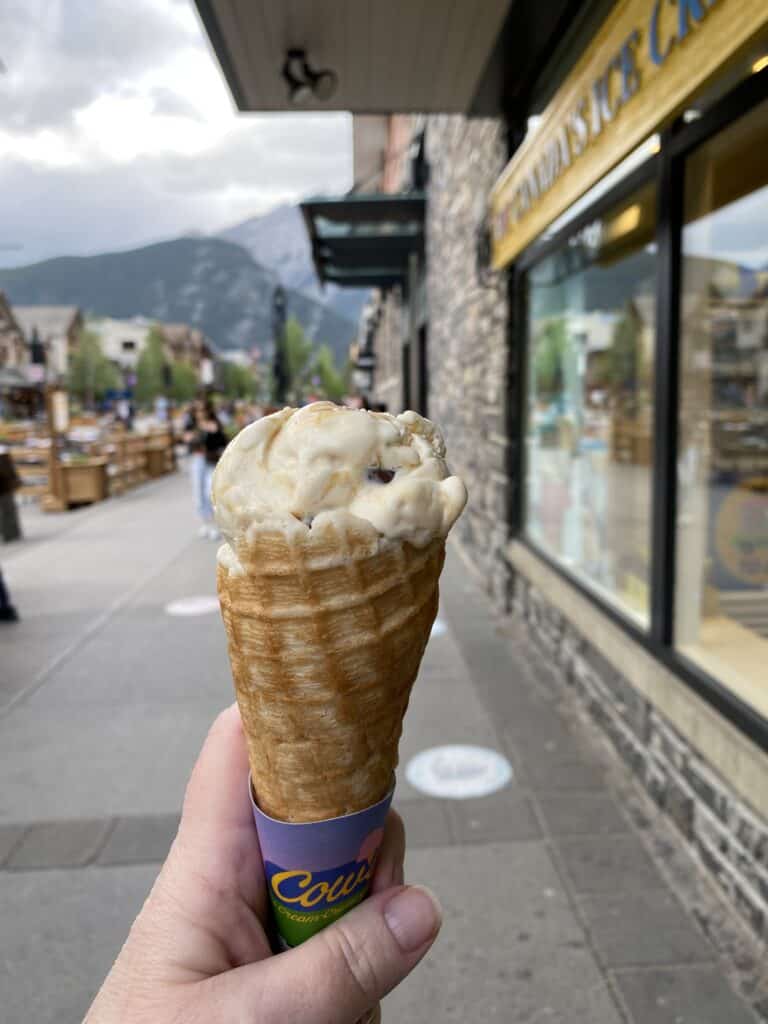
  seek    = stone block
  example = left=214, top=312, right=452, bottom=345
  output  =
left=6, top=819, right=113, bottom=870
left=664, top=774, right=696, bottom=841
left=555, top=835, right=664, bottom=894
left=446, top=790, right=541, bottom=845
left=0, top=824, right=25, bottom=866
left=683, top=756, right=731, bottom=823
left=648, top=711, right=689, bottom=771
left=395, top=798, right=454, bottom=850
left=613, top=966, right=755, bottom=1024
left=96, top=814, right=180, bottom=866
left=577, top=889, right=714, bottom=967
left=536, top=794, right=631, bottom=837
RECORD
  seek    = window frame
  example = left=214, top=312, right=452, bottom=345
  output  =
left=508, top=68, right=768, bottom=754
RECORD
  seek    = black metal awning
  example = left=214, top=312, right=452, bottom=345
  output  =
left=300, top=193, right=425, bottom=290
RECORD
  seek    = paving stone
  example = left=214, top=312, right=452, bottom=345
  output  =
left=520, top=755, right=607, bottom=793
left=446, top=789, right=541, bottom=844
left=385, top=840, right=623, bottom=1023
left=578, top=890, right=715, bottom=967
left=612, top=965, right=755, bottom=1023
left=536, top=793, right=632, bottom=836
left=97, top=813, right=180, bottom=866
left=394, top=798, right=453, bottom=849
left=0, top=824, right=26, bottom=865
left=0, top=864, right=157, bottom=1024
left=555, top=836, right=664, bottom=893
left=5, top=819, right=113, bottom=870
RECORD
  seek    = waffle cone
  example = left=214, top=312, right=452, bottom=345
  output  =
left=217, top=517, right=444, bottom=822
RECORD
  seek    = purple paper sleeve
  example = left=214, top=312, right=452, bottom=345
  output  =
left=250, top=779, right=395, bottom=948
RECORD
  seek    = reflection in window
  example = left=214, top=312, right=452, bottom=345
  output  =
left=525, top=182, right=657, bottom=624
left=675, top=98, right=768, bottom=716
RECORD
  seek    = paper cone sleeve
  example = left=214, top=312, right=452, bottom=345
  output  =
left=217, top=518, right=444, bottom=823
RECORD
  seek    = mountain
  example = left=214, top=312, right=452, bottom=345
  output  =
left=219, top=204, right=369, bottom=326
left=0, top=237, right=356, bottom=364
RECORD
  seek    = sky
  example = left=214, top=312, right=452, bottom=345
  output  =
left=0, top=0, right=353, bottom=267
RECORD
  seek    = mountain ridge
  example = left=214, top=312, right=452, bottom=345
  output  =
left=0, top=235, right=356, bottom=364
left=218, top=203, right=369, bottom=325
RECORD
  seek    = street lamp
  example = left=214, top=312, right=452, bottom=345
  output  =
left=272, top=285, right=288, bottom=405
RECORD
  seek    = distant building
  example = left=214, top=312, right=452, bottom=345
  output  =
left=87, top=316, right=152, bottom=373
left=0, top=293, right=27, bottom=369
left=13, top=305, right=82, bottom=380
left=155, top=323, right=214, bottom=372
left=86, top=316, right=217, bottom=388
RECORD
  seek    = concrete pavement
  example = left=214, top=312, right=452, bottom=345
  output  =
left=1, top=472, right=765, bottom=1023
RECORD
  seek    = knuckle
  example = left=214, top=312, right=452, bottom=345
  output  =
left=325, top=920, right=382, bottom=1006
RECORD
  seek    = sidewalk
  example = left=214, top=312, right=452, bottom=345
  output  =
left=0, top=474, right=765, bottom=1023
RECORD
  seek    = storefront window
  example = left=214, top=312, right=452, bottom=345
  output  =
left=525, top=181, right=657, bottom=624
left=675, top=98, right=768, bottom=717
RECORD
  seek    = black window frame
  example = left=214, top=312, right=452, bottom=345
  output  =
left=508, top=68, right=768, bottom=754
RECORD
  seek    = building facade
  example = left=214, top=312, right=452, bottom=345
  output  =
left=13, top=306, right=82, bottom=380
left=360, top=5, right=768, bottom=939
left=0, top=293, right=27, bottom=369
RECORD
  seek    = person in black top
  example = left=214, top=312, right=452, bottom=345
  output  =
left=183, top=398, right=228, bottom=539
left=0, top=567, right=18, bottom=622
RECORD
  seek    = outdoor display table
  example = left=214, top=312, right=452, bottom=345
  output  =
left=59, top=457, right=109, bottom=507
left=3, top=422, right=176, bottom=510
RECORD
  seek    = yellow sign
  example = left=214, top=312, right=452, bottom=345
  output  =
left=490, top=0, right=768, bottom=269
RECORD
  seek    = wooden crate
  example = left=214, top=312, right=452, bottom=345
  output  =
left=60, top=458, right=108, bottom=506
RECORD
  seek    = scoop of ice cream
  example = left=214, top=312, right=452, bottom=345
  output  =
left=212, top=402, right=467, bottom=550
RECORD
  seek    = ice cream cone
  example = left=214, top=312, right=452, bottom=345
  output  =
left=213, top=403, right=464, bottom=1020
left=217, top=514, right=444, bottom=823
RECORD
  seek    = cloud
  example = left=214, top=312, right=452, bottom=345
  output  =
left=150, top=86, right=206, bottom=122
left=0, top=0, right=353, bottom=265
left=0, top=0, right=202, bottom=131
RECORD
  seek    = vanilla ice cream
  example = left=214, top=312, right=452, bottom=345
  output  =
left=212, top=402, right=467, bottom=558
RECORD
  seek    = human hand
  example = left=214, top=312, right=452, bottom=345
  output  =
left=84, top=704, right=441, bottom=1023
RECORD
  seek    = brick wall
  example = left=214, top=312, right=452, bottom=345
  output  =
left=513, top=571, right=768, bottom=939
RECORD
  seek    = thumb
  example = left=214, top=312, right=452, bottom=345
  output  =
left=212, top=884, right=442, bottom=1023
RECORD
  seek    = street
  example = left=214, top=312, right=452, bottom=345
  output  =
left=0, top=472, right=764, bottom=1023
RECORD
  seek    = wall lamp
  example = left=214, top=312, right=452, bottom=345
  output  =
left=281, top=48, right=338, bottom=104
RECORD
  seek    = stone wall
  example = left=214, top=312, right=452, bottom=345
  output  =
left=371, top=287, right=404, bottom=415
left=513, top=571, right=768, bottom=940
left=425, top=115, right=510, bottom=605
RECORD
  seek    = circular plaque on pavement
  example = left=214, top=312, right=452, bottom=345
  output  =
left=165, top=596, right=221, bottom=617
left=405, top=745, right=513, bottom=799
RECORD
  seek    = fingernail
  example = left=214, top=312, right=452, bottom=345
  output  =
left=384, top=886, right=442, bottom=952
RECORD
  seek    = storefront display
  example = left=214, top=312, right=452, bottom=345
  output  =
left=525, top=182, right=657, bottom=623
left=675, top=96, right=768, bottom=716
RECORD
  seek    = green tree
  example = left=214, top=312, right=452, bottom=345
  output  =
left=533, top=317, right=568, bottom=396
left=170, top=361, right=199, bottom=403
left=283, top=317, right=314, bottom=403
left=312, top=344, right=347, bottom=402
left=135, top=325, right=167, bottom=405
left=68, top=328, right=120, bottom=408
left=609, top=301, right=643, bottom=402
left=221, top=361, right=257, bottom=399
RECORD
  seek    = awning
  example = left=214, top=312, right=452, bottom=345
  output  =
left=0, top=368, right=36, bottom=391
left=300, top=193, right=425, bottom=290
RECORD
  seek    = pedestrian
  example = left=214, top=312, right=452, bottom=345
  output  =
left=183, top=398, right=227, bottom=540
left=84, top=705, right=440, bottom=1024
left=0, top=566, right=18, bottom=622
left=0, top=446, right=22, bottom=542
